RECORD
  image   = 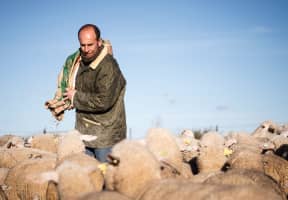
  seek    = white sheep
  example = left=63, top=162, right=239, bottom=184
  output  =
left=137, top=178, right=283, bottom=200
left=55, top=153, right=104, bottom=200
left=0, top=134, right=25, bottom=149
left=145, top=128, right=193, bottom=178
left=3, top=156, right=57, bottom=200
left=56, top=129, right=96, bottom=162
left=175, top=129, right=200, bottom=162
left=105, top=139, right=162, bottom=199
left=262, top=153, right=288, bottom=196
left=252, top=120, right=281, bottom=139
left=76, top=191, right=132, bottom=200
left=0, top=147, right=56, bottom=169
left=196, top=131, right=227, bottom=173
left=27, top=133, right=59, bottom=153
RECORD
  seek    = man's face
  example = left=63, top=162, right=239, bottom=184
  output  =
left=78, top=27, right=101, bottom=61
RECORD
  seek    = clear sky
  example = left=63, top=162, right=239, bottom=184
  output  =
left=0, top=0, right=287, bottom=138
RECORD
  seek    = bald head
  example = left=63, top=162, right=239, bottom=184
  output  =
left=78, top=24, right=102, bottom=63
left=78, top=24, right=101, bottom=40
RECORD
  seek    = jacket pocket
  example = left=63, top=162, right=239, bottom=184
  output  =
left=82, top=117, right=102, bottom=126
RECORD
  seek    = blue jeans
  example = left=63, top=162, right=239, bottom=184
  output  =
left=85, top=146, right=112, bottom=162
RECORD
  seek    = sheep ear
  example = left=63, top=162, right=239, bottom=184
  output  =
left=107, top=154, right=120, bottom=166
left=6, top=142, right=13, bottom=149
left=46, top=180, right=60, bottom=200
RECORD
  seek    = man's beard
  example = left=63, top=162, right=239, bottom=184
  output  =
left=80, top=50, right=99, bottom=65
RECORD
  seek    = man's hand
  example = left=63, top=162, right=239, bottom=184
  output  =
left=63, top=88, right=76, bottom=102
left=63, top=88, right=76, bottom=110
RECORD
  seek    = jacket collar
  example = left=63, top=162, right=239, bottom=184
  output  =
left=89, top=40, right=113, bottom=70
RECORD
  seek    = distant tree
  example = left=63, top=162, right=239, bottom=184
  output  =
left=193, top=130, right=203, bottom=139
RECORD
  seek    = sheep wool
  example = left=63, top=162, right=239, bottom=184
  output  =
left=57, top=130, right=85, bottom=162
left=137, top=179, right=283, bottom=200
left=197, top=146, right=227, bottom=173
left=262, top=153, right=288, bottom=196
left=105, top=140, right=162, bottom=199
left=29, top=133, right=59, bottom=153
left=252, top=120, right=280, bottom=139
left=0, top=147, right=56, bottom=169
left=145, top=128, right=184, bottom=178
left=56, top=152, right=104, bottom=199
left=200, top=131, right=224, bottom=148
left=204, top=169, right=285, bottom=199
left=56, top=160, right=103, bottom=200
left=4, top=157, right=57, bottom=200
left=0, top=135, right=25, bottom=149
left=224, top=149, right=264, bottom=172
left=0, top=168, right=9, bottom=185
left=77, top=191, right=132, bottom=200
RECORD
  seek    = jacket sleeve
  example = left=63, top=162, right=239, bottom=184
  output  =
left=73, top=60, right=125, bottom=113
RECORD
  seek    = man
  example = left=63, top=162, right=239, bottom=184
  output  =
left=46, top=24, right=127, bottom=162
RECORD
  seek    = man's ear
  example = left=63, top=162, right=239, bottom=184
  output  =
left=97, top=39, right=103, bottom=46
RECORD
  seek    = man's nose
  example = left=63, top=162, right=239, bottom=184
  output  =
left=83, top=45, right=89, bottom=52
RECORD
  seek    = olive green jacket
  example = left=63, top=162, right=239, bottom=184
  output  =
left=73, top=53, right=126, bottom=148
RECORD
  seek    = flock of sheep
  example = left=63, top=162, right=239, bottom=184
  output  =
left=0, top=120, right=288, bottom=200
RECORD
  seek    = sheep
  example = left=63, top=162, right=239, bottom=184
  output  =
left=251, top=120, right=281, bottom=139
left=202, top=184, right=283, bottom=200
left=188, top=171, right=223, bottom=183
left=2, top=150, right=104, bottom=200
left=137, top=179, right=283, bottom=200
left=0, top=168, right=9, bottom=186
left=145, top=128, right=193, bottom=178
left=270, top=134, right=288, bottom=150
left=224, top=131, right=275, bottom=154
left=0, top=135, right=15, bottom=147
left=56, top=129, right=97, bottom=162
left=203, top=168, right=285, bottom=199
left=0, top=147, right=56, bottom=169
left=136, top=179, right=196, bottom=200
left=0, top=135, right=25, bottom=149
left=56, top=130, right=86, bottom=161
left=262, top=153, right=288, bottom=196
left=27, top=133, right=59, bottom=153
left=196, top=131, right=227, bottom=173
left=55, top=153, right=104, bottom=200
left=3, top=156, right=57, bottom=200
left=105, top=139, right=162, bottom=199
left=1, top=129, right=101, bottom=200
left=200, top=131, right=225, bottom=148
left=76, top=191, right=132, bottom=200
left=0, top=187, right=8, bottom=200
left=223, top=149, right=264, bottom=172
left=175, top=129, right=200, bottom=162
left=196, top=145, right=227, bottom=173
left=3, top=151, right=104, bottom=200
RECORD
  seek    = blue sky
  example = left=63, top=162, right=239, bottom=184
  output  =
left=0, top=0, right=287, bottom=138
